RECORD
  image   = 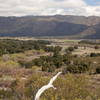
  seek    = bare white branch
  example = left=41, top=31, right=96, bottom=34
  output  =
left=34, top=72, right=62, bottom=100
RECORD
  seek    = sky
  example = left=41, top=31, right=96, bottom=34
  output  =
left=0, top=0, right=100, bottom=16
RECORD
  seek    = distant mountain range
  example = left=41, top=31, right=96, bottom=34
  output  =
left=0, top=15, right=100, bottom=39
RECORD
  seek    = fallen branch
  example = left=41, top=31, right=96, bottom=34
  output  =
left=34, top=72, right=62, bottom=100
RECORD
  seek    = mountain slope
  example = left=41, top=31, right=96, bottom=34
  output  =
left=0, top=15, right=100, bottom=38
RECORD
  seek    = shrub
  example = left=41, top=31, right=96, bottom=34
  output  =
left=65, top=47, right=74, bottom=53
left=66, top=63, right=89, bottom=73
left=66, top=65, right=79, bottom=73
left=90, top=53, right=100, bottom=57
left=0, top=60, right=20, bottom=69
left=94, top=45, right=99, bottom=49
left=68, top=47, right=74, bottom=52
left=0, top=90, right=12, bottom=99
left=96, top=66, right=100, bottom=73
left=74, top=45, right=78, bottom=49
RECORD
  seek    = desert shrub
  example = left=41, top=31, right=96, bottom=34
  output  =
left=66, top=65, right=79, bottom=73
left=32, top=66, right=39, bottom=71
left=54, top=74, right=89, bottom=100
left=42, top=63, right=55, bottom=72
left=18, top=60, right=33, bottom=68
left=65, top=62, right=89, bottom=73
left=96, top=66, right=100, bottom=73
left=0, top=90, right=12, bottom=99
left=78, top=63, right=89, bottom=73
left=74, top=45, right=78, bottom=49
left=42, top=63, right=50, bottom=72
left=0, top=60, right=20, bottom=69
left=62, top=54, right=72, bottom=65
left=90, top=53, right=97, bottom=57
left=90, top=53, right=100, bottom=57
left=67, top=47, right=74, bottom=52
left=48, top=66, right=55, bottom=72
left=0, top=72, right=97, bottom=100
left=10, top=53, right=26, bottom=59
left=65, top=47, right=75, bottom=54
left=94, top=45, right=99, bottom=49
left=32, top=58, right=43, bottom=67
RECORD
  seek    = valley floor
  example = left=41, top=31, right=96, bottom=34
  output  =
left=0, top=38, right=100, bottom=100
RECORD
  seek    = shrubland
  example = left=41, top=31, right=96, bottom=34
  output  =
left=0, top=39, right=52, bottom=55
left=1, top=73, right=100, bottom=100
left=0, top=39, right=100, bottom=100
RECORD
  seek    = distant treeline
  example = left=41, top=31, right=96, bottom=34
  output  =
left=79, top=40, right=100, bottom=45
left=0, top=39, right=54, bottom=55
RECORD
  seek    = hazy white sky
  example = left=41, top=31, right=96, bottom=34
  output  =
left=0, top=0, right=100, bottom=16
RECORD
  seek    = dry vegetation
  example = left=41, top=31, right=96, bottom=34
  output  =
left=0, top=38, right=100, bottom=100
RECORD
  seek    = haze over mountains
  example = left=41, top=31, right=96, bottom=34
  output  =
left=0, top=15, right=100, bottom=39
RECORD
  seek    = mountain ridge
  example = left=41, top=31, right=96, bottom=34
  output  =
left=0, top=15, right=100, bottom=39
